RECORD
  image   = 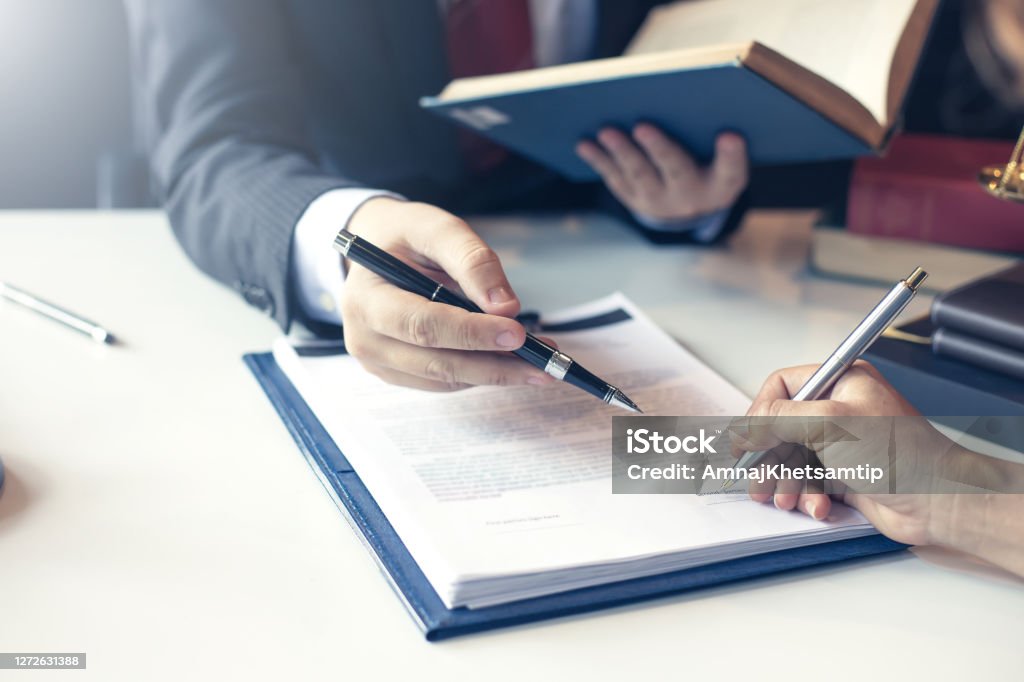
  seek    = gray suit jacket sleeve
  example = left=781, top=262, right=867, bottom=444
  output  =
left=125, top=0, right=355, bottom=329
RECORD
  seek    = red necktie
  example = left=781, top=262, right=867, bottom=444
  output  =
left=446, top=0, right=534, bottom=173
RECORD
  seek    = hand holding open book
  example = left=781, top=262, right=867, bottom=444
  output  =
left=422, top=0, right=939, bottom=177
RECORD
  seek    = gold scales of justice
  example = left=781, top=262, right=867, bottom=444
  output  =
left=978, top=126, right=1024, bottom=202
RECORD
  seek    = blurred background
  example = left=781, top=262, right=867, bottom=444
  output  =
left=0, top=0, right=145, bottom=209
left=0, top=0, right=1017, bottom=211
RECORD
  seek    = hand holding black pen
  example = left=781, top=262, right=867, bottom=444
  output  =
left=334, top=228, right=642, bottom=412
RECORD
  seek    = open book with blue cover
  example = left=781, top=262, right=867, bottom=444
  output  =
left=421, top=0, right=939, bottom=179
left=246, top=294, right=904, bottom=639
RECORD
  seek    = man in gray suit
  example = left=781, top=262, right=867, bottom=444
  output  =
left=125, top=0, right=749, bottom=390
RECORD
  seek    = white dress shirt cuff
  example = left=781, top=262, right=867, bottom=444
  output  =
left=632, top=207, right=731, bottom=243
left=292, top=188, right=404, bottom=325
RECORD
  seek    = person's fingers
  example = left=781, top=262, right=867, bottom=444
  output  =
left=797, top=493, right=832, bottom=520
left=597, top=127, right=663, bottom=192
left=772, top=469, right=805, bottom=511
left=848, top=359, right=884, bottom=379
left=632, top=123, right=700, bottom=192
left=728, top=419, right=785, bottom=456
left=356, top=332, right=553, bottom=388
left=730, top=414, right=824, bottom=456
left=536, top=335, right=559, bottom=349
left=746, top=365, right=822, bottom=415
left=743, top=364, right=895, bottom=451
left=748, top=398, right=843, bottom=422
left=774, top=492, right=799, bottom=511
left=742, top=444, right=828, bottom=518
left=837, top=491, right=877, bottom=525
left=741, top=399, right=844, bottom=457
left=407, top=262, right=462, bottom=296
left=361, top=363, right=470, bottom=392
left=740, top=448, right=785, bottom=502
left=747, top=478, right=775, bottom=503
left=401, top=212, right=521, bottom=318
left=576, top=140, right=631, bottom=198
left=354, top=280, right=526, bottom=352
left=706, top=132, right=749, bottom=208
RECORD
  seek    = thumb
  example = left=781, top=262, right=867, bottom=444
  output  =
left=405, top=212, right=521, bottom=318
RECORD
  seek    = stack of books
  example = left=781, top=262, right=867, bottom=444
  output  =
left=865, top=266, right=1024, bottom=442
left=931, top=264, right=1024, bottom=381
left=812, top=134, right=1023, bottom=294
left=846, top=135, right=1024, bottom=252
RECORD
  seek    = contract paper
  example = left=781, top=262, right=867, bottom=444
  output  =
left=274, top=293, right=873, bottom=608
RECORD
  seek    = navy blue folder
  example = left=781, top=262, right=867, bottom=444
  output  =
left=245, top=352, right=906, bottom=640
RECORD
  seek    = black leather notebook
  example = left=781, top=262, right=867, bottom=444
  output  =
left=931, top=263, right=1024, bottom=351
left=933, top=327, right=1024, bottom=381
left=865, top=317, right=1024, bottom=451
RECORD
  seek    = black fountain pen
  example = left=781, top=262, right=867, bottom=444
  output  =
left=333, top=229, right=642, bottom=413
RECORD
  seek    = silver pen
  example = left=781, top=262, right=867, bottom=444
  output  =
left=722, top=267, right=928, bottom=489
left=0, top=281, right=117, bottom=345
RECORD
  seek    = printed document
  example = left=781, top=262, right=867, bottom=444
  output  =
left=274, top=293, right=873, bottom=608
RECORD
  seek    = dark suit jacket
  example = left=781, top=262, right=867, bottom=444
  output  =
left=125, top=0, right=670, bottom=330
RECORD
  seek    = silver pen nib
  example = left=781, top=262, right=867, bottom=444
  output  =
left=608, top=388, right=643, bottom=413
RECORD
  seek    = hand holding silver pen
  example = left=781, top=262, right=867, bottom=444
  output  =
left=722, top=267, right=928, bottom=489
left=0, top=281, right=117, bottom=345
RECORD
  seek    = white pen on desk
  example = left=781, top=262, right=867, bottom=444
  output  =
left=0, top=281, right=117, bottom=345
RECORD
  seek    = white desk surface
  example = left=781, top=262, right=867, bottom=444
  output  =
left=0, top=210, right=1020, bottom=681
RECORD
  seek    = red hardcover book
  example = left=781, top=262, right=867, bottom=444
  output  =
left=846, top=134, right=1024, bottom=252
